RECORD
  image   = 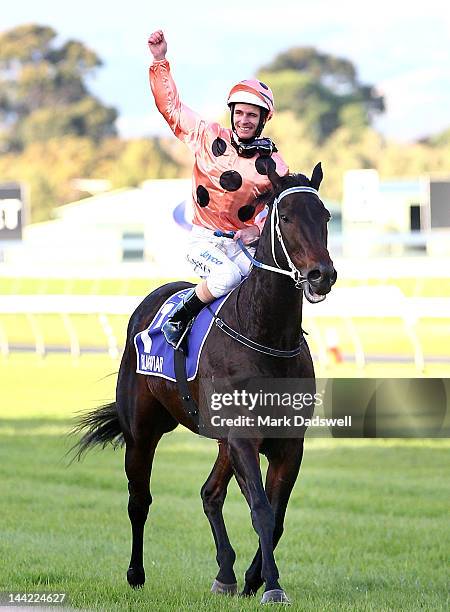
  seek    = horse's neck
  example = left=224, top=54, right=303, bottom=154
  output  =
left=237, top=238, right=304, bottom=349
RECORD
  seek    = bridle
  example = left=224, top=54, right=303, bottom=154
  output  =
left=238, top=185, right=320, bottom=289
left=210, top=184, right=325, bottom=358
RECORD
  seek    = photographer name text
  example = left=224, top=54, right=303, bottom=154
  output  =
left=210, top=415, right=352, bottom=427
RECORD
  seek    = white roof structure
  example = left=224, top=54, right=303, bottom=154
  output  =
left=5, top=179, right=193, bottom=275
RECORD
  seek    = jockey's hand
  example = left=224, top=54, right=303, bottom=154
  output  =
left=234, top=226, right=260, bottom=246
left=148, top=30, right=167, bottom=61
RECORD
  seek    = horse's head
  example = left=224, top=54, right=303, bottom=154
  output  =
left=263, top=163, right=337, bottom=303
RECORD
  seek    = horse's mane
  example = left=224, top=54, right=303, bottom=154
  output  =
left=278, top=172, right=312, bottom=190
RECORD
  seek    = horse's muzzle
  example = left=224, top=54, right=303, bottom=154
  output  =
left=306, top=263, right=337, bottom=295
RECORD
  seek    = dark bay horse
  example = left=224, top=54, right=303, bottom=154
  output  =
left=73, top=163, right=336, bottom=604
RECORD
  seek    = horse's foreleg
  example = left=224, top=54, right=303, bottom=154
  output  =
left=201, top=441, right=237, bottom=594
left=228, top=438, right=287, bottom=603
left=242, top=439, right=304, bottom=598
left=125, top=432, right=162, bottom=588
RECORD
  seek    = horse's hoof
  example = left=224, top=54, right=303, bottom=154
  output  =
left=127, top=566, right=145, bottom=589
left=261, top=589, right=291, bottom=604
left=211, top=579, right=238, bottom=595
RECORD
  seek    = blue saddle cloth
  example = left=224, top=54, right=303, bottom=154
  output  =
left=134, top=288, right=230, bottom=381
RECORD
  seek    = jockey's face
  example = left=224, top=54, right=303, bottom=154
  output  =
left=233, top=103, right=261, bottom=140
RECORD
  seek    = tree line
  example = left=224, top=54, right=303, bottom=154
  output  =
left=0, top=24, right=449, bottom=222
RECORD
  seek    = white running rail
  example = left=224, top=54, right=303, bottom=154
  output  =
left=0, top=291, right=449, bottom=370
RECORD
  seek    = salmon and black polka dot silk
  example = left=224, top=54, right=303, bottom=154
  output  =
left=150, top=60, right=288, bottom=232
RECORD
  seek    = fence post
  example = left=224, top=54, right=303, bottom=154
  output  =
left=0, top=320, right=9, bottom=359
left=98, top=313, right=119, bottom=360
left=61, top=313, right=81, bottom=363
left=26, top=313, right=45, bottom=359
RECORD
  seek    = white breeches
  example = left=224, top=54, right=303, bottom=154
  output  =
left=186, top=226, right=255, bottom=298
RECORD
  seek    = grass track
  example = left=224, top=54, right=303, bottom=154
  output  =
left=0, top=355, right=449, bottom=610
left=0, top=426, right=448, bottom=611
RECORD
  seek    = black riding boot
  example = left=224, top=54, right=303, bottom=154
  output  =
left=162, top=288, right=206, bottom=348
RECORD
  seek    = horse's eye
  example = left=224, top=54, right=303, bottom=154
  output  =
left=280, top=215, right=289, bottom=223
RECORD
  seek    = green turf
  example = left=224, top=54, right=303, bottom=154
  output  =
left=0, top=354, right=117, bottom=419
left=0, top=354, right=449, bottom=610
left=0, top=313, right=130, bottom=350
left=0, top=276, right=190, bottom=296
left=306, top=316, right=450, bottom=361
left=1, top=426, right=448, bottom=611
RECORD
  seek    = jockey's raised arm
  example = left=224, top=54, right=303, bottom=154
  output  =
left=149, top=32, right=207, bottom=151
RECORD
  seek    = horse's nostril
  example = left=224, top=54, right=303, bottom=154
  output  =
left=308, top=269, right=322, bottom=282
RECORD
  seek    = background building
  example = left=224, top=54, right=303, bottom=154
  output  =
left=342, top=170, right=450, bottom=257
left=1, top=179, right=193, bottom=276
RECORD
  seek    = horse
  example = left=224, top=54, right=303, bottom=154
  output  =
left=72, top=163, right=337, bottom=604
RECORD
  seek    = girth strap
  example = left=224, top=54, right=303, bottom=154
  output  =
left=208, top=307, right=305, bottom=358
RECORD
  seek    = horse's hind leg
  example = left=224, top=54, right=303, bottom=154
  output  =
left=242, top=439, right=304, bottom=598
left=125, top=425, right=162, bottom=588
left=200, top=441, right=237, bottom=595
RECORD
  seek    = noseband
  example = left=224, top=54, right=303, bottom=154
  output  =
left=238, top=186, right=320, bottom=289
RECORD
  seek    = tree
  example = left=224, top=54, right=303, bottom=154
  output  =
left=103, top=138, right=188, bottom=188
left=259, top=47, right=384, bottom=143
left=0, top=135, right=189, bottom=222
left=424, top=126, right=450, bottom=148
left=0, top=24, right=117, bottom=151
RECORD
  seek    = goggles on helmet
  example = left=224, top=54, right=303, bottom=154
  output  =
left=231, top=134, right=277, bottom=158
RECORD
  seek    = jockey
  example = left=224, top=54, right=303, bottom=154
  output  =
left=148, top=30, right=288, bottom=348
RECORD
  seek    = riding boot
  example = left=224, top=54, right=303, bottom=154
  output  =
left=162, top=288, right=206, bottom=348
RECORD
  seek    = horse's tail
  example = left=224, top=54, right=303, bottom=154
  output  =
left=69, top=402, right=125, bottom=462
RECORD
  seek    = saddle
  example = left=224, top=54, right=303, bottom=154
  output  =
left=134, top=289, right=231, bottom=428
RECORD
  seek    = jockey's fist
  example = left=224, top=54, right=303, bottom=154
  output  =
left=148, top=30, right=167, bottom=61
left=234, top=225, right=260, bottom=246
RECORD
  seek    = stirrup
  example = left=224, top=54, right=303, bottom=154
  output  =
left=162, top=318, right=193, bottom=349
left=174, top=321, right=193, bottom=351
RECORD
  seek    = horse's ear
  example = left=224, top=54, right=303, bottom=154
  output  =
left=268, top=165, right=283, bottom=191
left=310, top=162, right=323, bottom=191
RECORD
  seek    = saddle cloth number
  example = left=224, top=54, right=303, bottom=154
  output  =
left=142, top=302, right=177, bottom=353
